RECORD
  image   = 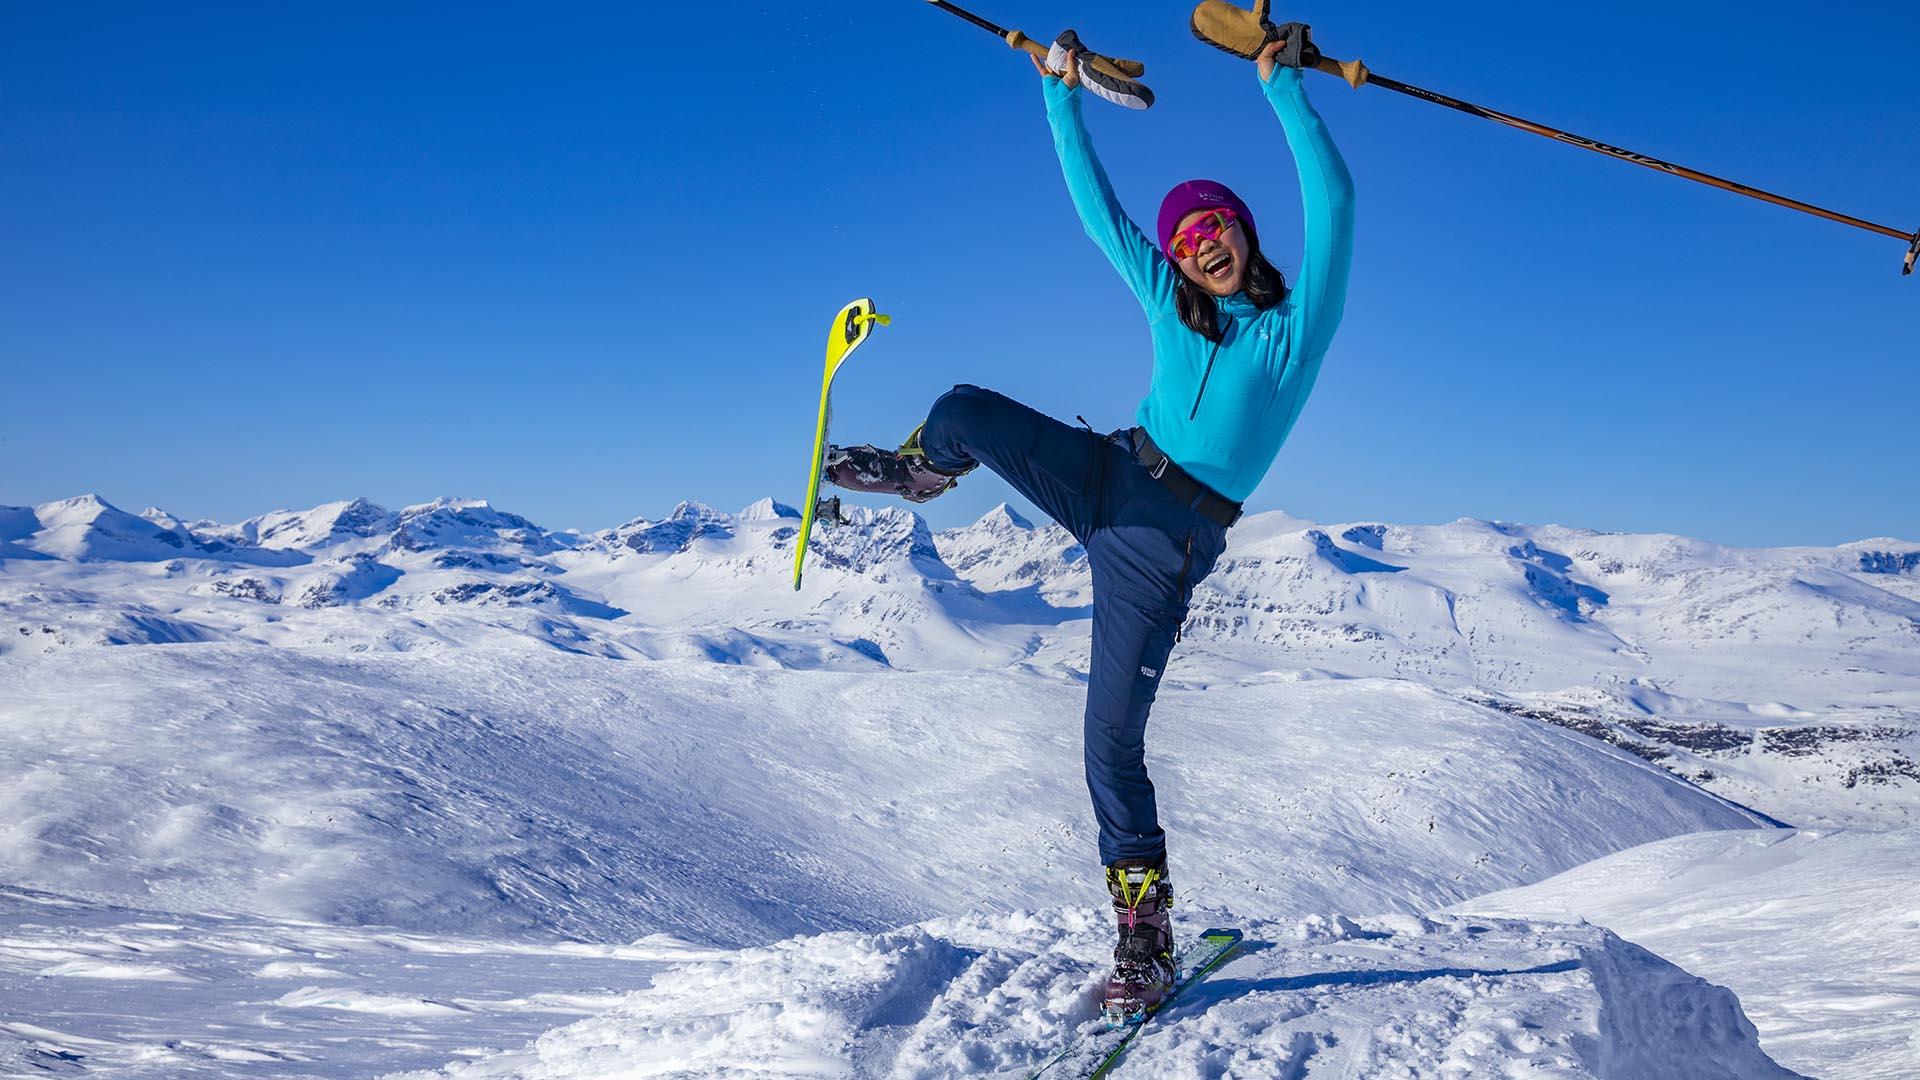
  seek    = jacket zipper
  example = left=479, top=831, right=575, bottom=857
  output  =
left=1188, top=318, right=1228, bottom=421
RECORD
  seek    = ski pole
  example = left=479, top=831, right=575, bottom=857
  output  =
left=924, top=0, right=1057, bottom=63
left=922, top=0, right=1155, bottom=108
left=1300, top=48, right=1920, bottom=275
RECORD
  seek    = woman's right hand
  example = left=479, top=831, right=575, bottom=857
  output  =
left=1257, top=23, right=1317, bottom=81
left=1030, top=46, right=1080, bottom=90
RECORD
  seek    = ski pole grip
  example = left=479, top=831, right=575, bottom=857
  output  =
left=1087, top=53, right=1148, bottom=80
left=1313, top=52, right=1371, bottom=88
left=1004, top=29, right=1049, bottom=62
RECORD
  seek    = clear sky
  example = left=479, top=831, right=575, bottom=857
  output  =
left=4, top=2, right=1916, bottom=546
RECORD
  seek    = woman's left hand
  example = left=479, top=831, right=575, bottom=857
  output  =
left=1031, top=46, right=1081, bottom=91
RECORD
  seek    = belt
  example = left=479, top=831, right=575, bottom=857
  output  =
left=1128, top=428, right=1244, bottom=528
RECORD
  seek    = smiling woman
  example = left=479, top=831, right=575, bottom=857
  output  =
left=1160, top=192, right=1290, bottom=348
left=816, top=31, right=1355, bottom=1027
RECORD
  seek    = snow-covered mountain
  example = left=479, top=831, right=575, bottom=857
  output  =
left=4, top=492, right=1914, bottom=826
left=2, top=491, right=1915, bottom=1077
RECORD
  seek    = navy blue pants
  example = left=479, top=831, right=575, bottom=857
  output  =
left=921, top=385, right=1229, bottom=866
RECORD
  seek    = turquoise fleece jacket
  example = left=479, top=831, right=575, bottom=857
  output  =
left=1043, top=66, right=1355, bottom=503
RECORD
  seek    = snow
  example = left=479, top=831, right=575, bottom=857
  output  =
left=0, top=884, right=686, bottom=1076
left=388, top=909, right=1803, bottom=1079
left=1457, top=827, right=1920, bottom=1080
left=0, top=491, right=1913, bottom=1076
left=0, top=645, right=1764, bottom=946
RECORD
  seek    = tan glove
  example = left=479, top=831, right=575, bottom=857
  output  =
left=1190, top=0, right=1276, bottom=61
left=1192, top=2, right=1368, bottom=87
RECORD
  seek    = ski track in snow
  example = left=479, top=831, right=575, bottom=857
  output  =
left=1, top=493, right=1915, bottom=1076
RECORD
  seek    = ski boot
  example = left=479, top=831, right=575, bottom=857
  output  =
left=1102, top=857, right=1176, bottom=1026
left=823, top=423, right=973, bottom=504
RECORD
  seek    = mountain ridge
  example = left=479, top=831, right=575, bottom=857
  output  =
left=4, top=490, right=1916, bottom=826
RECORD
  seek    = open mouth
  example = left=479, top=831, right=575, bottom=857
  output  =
left=1203, top=253, right=1234, bottom=280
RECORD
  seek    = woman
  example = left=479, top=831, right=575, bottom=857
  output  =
left=825, top=36, right=1353, bottom=1022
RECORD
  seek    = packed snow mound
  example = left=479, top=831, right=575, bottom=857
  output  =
left=393, top=908, right=1803, bottom=1080
left=1455, top=827, right=1920, bottom=1080
left=0, top=645, right=1765, bottom=947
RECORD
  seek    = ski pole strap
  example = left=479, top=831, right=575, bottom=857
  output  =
left=1130, top=428, right=1243, bottom=528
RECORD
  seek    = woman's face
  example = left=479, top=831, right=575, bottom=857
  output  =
left=1172, top=209, right=1251, bottom=297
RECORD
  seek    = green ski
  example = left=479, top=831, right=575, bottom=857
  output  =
left=1028, top=927, right=1244, bottom=1079
left=793, top=297, right=889, bottom=590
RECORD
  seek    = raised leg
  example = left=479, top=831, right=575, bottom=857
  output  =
left=918, top=383, right=1120, bottom=543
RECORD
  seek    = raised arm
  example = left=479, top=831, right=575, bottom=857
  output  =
left=1261, top=65, right=1355, bottom=362
left=1042, top=75, right=1177, bottom=319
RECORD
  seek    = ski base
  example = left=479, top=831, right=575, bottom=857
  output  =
left=1028, top=927, right=1243, bottom=1079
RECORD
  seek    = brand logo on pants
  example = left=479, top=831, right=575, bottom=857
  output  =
left=1139, top=665, right=1160, bottom=678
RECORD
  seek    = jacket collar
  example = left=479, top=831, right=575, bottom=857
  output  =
left=1216, top=291, right=1259, bottom=317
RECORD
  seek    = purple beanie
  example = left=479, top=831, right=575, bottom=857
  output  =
left=1157, top=180, right=1256, bottom=259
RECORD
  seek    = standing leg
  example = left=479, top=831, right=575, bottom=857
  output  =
left=1081, top=588, right=1184, bottom=866
left=1082, top=482, right=1229, bottom=1022
left=1084, top=571, right=1188, bottom=1023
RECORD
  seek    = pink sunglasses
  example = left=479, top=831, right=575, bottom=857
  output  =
left=1169, top=209, right=1239, bottom=260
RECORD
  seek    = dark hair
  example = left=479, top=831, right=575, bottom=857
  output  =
left=1174, top=237, right=1289, bottom=343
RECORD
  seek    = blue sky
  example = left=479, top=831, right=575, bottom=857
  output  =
left=4, top=1, right=1916, bottom=545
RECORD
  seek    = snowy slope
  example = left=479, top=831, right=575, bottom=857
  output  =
left=388, top=909, right=1802, bottom=1080
left=0, top=646, right=1766, bottom=947
left=2, top=490, right=1915, bottom=1076
left=0, top=884, right=722, bottom=1078
left=1456, top=827, right=1920, bottom=1080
